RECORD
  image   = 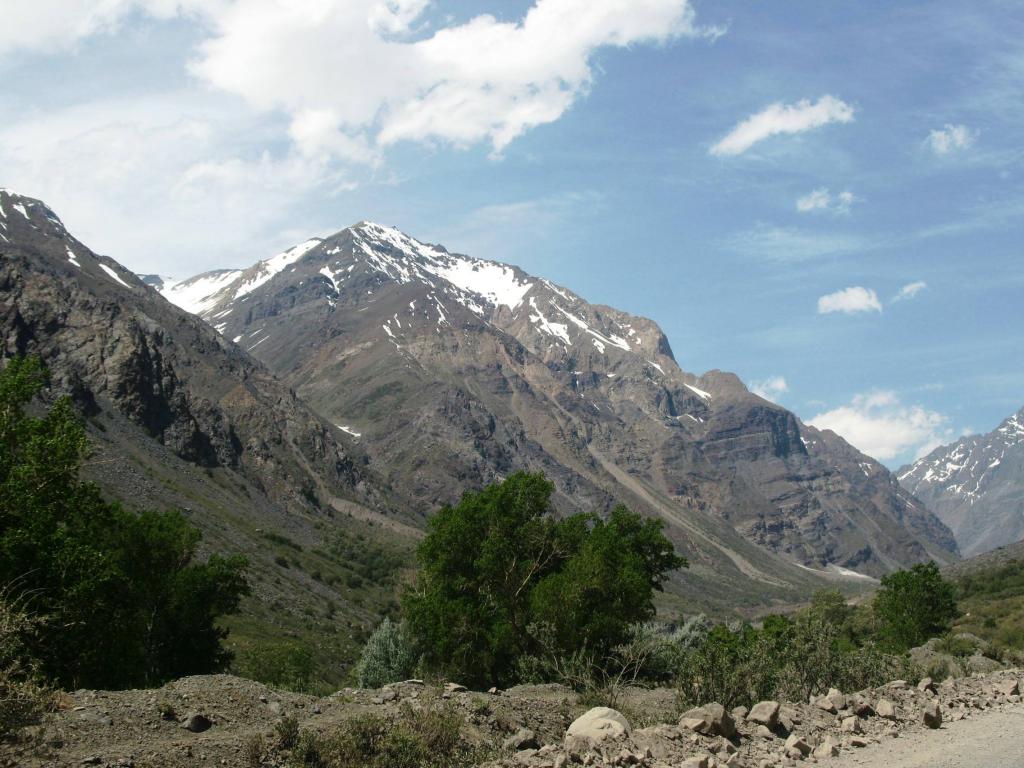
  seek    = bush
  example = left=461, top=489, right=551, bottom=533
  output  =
left=0, top=592, right=50, bottom=740
left=403, top=472, right=686, bottom=687
left=355, top=618, right=415, bottom=689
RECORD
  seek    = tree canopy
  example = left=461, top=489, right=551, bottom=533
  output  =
left=0, top=357, right=249, bottom=689
left=873, top=561, right=957, bottom=652
left=402, top=472, right=686, bottom=686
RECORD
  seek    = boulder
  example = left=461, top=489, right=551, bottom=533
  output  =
left=921, top=700, right=942, bottom=729
left=876, top=699, right=898, bottom=720
left=826, top=688, right=847, bottom=711
left=815, top=695, right=837, bottom=714
left=444, top=682, right=468, bottom=694
left=731, top=705, right=749, bottom=721
left=566, top=707, right=631, bottom=743
left=917, top=677, right=937, bottom=694
left=746, top=700, right=780, bottom=729
left=679, top=703, right=735, bottom=738
left=679, top=756, right=709, bottom=768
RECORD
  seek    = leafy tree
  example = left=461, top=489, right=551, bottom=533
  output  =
left=873, top=562, right=957, bottom=651
left=356, top=617, right=415, bottom=688
left=0, top=356, right=249, bottom=689
left=402, top=472, right=685, bottom=687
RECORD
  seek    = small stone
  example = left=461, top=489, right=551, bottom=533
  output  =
left=679, top=756, right=709, bottom=768
left=755, top=725, right=774, bottom=739
left=813, top=736, right=838, bottom=758
left=747, top=701, right=781, bottom=729
left=921, top=700, right=942, bottom=729
left=840, top=716, right=861, bottom=734
left=876, top=699, right=898, bottom=720
left=889, top=680, right=908, bottom=689
left=488, top=686, right=500, bottom=695
left=784, top=734, right=811, bottom=757
left=182, top=714, right=212, bottom=733
left=996, top=679, right=1020, bottom=697
left=444, top=682, right=468, bottom=693
left=504, top=728, right=540, bottom=751
left=815, top=696, right=837, bottom=714
left=917, top=677, right=936, bottom=693
left=679, top=703, right=735, bottom=738
left=826, top=688, right=847, bottom=711
left=850, top=737, right=869, bottom=748
left=731, top=706, right=749, bottom=721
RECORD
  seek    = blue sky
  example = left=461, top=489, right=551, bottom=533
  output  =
left=1, top=0, right=1021, bottom=468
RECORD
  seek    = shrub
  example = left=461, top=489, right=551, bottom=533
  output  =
left=239, top=643, right=316, bottom=693
left=355, top=618, right=415, bottom=689
left=276, top=715, right=301, bottom=749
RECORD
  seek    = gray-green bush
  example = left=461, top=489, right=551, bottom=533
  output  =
left=355, top=618, right=415, bottom=689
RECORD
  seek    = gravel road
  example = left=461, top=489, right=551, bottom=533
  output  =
left=828, top=703, right=1024, bottom=768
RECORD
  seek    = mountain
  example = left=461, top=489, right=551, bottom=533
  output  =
left=899, top=407, right=1024, bottom=556
left=0, top=189, right=418, bottom=682
left=156, top=220, right=957, bottom=602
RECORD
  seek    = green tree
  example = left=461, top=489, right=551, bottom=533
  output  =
left=402, top=472, right=685, bottom=687
left=873, top=562, right=957, bottom=651
left=0, top=356, right=249, bottom=689
left=356, top=617, right=415, bottom=688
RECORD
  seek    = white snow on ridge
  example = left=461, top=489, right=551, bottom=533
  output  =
left=66, top=247, right=81, bottom=268
left=162, top=270, right=244, bottom=316
left=549, top=303, right=631, bottom=352
left=336, top=424, right=362, bottom=438
left=353, top=222, right=533, bottom=313
left=233, top=238, right=322, bottom=299
left=528, top=297, right=571, bottom=344
left=11, top=203, right=30, bottom=220
left=685, top=383, right=712, bottom=400
left=99, top=263, right=131, bottom=288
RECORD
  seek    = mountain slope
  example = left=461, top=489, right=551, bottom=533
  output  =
left=900, top=407, right=1024, bottom=556
left=159, top=220, right=957, bottom=599
left=0, top=189, right=415, bottom=683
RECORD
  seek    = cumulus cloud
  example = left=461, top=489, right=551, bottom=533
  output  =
left=188, top=0, right=717, bottom=159
left=927, top=124, right=976, bottom=155
left=750, top=376, right=788, bottom=402
left=809, top=391, right=951, bottom=462
left=817, top=286, right=882, bottom=315
left=796, top=187, right=855, bottom=214
left=892, top=281, right=927, bottom=302
left=710, top=95, right=854, bottom=156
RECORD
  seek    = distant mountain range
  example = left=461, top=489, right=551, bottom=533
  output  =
left=900, top=407, right=1024, bottom=556
left=0, top=188, right=962, bottom=626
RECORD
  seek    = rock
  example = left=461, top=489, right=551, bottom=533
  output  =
left=755, top=725, right=774, bottom=739
left=784, top=734, right=811, bottom=757
left=850, top=737, right=869, bottom=748
left=746, top=701, right=780, bottom=729
left=679, top=756, right=709, bottom=768
left=996, top=678, right=1020, bottom=696
left=815, top=695, right=837, bottom=714
left=826, top=688, right=847, bottom=711
left=566, top=707, right=631, bottom=743
left=182, top=714, right=212, bottom=733
left=488, top=687, right=500, bottom=695
left=504, top=728, right=540, bottom=751
left=921, top=700, right=942, bottom=729
left=889, top=680, right=908, bottom=689
left=403, top=679, right=425, bottom=686
left=849, top=696, right=874, bottom=717
left=679, top=703, right=735, bottom=738
left=731, top=706, right=748, bottom=721
left=840, top=716, right=861, bottom=734
left=917, top=677, right=937, bottom=693
left=813, top=736, right=839, bottom=758
left=444, top=682, right=468, bottom=694
left=876, top=699, right=898, bottom=720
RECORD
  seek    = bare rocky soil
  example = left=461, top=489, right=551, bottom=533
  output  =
left=3, top=670, right=1021, bottom=768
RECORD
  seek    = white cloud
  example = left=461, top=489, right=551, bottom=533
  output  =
left=710, top=95, right=854, bottom=156
left=189, top=0, right=717, bottom=159
left=724, top=224, right=868, bottom=263
left=796, top=187, right=855, bottom=214
left=817, top=286, right=882, bottom=315
left=809, top=391, right=951, bottom=462
left=0, top=0, right=215, bottom=56
left=892, top=281, right=928, bottom=302
left=927, top=124, right=976, bottom=155
left=750, top=376, right=788, bottom=402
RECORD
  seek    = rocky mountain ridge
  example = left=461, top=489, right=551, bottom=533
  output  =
left=900, top=407, right=1024, bottom=556
left=155, top=219, right=957, bottom=597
